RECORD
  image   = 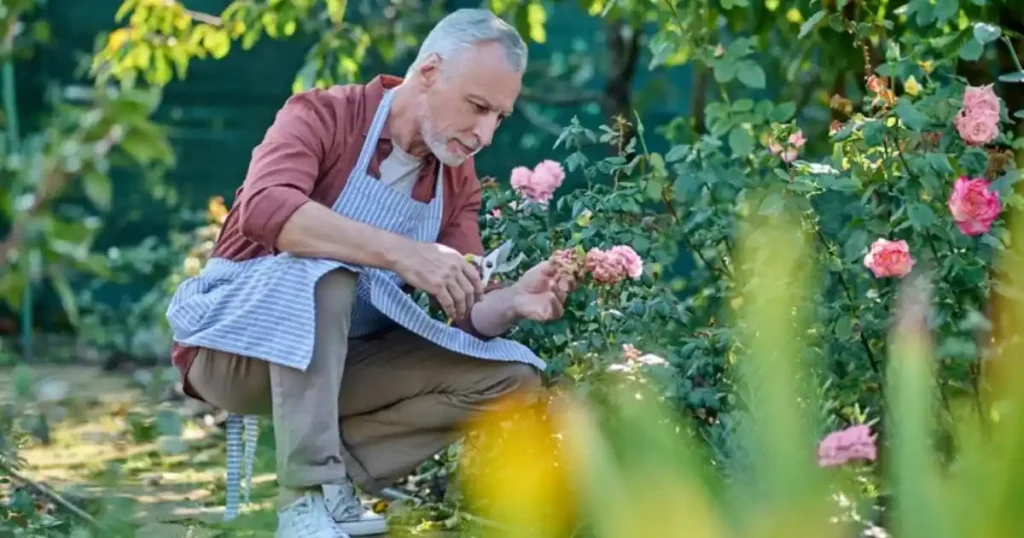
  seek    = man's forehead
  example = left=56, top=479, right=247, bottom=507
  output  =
left=450, top=46, right=521, bottom=112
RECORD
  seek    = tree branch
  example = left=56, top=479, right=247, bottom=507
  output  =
left=1, top=460, right=103, bottom=529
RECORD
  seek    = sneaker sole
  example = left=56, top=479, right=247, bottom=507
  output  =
left=337, top=519, right=388, bottom=536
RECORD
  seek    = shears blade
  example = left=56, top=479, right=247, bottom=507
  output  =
left=476, top=240, right=524, bottom=285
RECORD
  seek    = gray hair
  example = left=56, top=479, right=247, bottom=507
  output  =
left=406, top=9, right=528, bottom=77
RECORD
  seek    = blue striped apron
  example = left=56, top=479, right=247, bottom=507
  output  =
left=164, top=87, right=544, bottom=520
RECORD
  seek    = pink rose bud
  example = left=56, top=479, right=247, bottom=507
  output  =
left=947, top=176, right=1001, bottom=236
left=782, top=148, right=799, bottom=163
left=863, top=238, right=915, bottom=278
left=818, top=425, right=878, bottom=467
left=788, top=130, right=806, bottom=148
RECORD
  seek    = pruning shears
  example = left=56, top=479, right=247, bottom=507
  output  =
left=445, top=240, right=524, bottom=325
left=463, top=239, right=525, bottom=287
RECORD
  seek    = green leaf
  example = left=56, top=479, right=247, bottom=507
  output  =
left=958, top=38, right=983, bottom=61
left=48, top=271, right=79, bottom=326
left=934, top=0, right=958, bottom=23
left=960, top=147, right=990, bottom=177
left=990, top=169, right=1023, bottom=195
left=972, top=23, right=1001, bottom=44
left=732, top=99, right=754, bottom=112
left=713, top=59, right=738, bottom=83
left=1016, top=110, right=1024, bottom=120
left=998, top=71, right=1024, bottom=83
left=907, top=203, right=937, bottom=230
left=292, top=62, right=318, bottom=94
left=325, top=0, right=348, bottom=24
left=665, top=144, right=689, bottom=163
left=863, top=121, right=886, bottom=146
left=728, top=127, right=754, bottom=157
left=895, top=99, right=929, bottom=131
left=737, top=61, right=766, bottom=89
left=769, top=102, right=797, bottom=122
left=83, top=171, right=112, bottom=211
left=925, top=153, right=954, bottom=175
left=799, top=10, right=827, bottom=39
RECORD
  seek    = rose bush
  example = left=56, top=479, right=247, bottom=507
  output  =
left=452, top=17, right=1024, bottom=526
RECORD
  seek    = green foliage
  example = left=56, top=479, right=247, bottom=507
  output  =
left=1, top=0, right=176, bottom=335
left=54, top=0, right=1024, bottom=533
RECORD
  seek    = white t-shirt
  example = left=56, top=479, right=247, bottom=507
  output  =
left=378, top=143, right=422, bottom=196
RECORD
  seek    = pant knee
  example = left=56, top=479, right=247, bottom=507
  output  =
left=506, top=363, right=542, bottom=393
left=314, top=269, right=358, bottom=319
left=474, top=362, right=542, bottom=400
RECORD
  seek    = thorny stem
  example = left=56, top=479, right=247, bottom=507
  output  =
left=1001, top=36, right=1024, bottom=72
left=813, top=226, right=889, bottom=411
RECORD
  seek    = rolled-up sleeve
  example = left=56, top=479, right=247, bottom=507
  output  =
left=236, top=91, right=338, bottom=252
left=438, top=163, right=485, bottom=257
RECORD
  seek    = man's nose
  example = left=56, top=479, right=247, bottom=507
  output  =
left=473, top=115, right=500, bottom=148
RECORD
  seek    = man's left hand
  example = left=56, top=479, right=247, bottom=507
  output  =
left=510, top=261, right=577, bottom=322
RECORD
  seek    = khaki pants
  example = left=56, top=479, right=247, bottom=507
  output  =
left=185, top=269, right=541, bottom=497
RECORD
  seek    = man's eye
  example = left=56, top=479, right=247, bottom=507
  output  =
left=471, top=101, right=488, bottom=113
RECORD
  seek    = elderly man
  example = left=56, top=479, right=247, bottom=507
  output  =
left=165, top=7, right=573, bottom=538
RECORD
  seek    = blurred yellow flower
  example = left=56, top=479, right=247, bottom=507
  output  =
left=905, top=75, right=922, bottom=96
left=207, top=195, right=229, bottom=223
left=184, top=256, right=202, bottom=276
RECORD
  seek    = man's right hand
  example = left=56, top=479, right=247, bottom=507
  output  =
left=392, top=241, right=484, bottom=320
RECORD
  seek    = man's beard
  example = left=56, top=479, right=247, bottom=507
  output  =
left=420, top=110, right=475, bottom=167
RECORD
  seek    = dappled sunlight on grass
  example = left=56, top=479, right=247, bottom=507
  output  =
left=0, top=365, right=282, bottom=534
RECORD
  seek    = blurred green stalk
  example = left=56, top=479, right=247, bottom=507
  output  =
left=1, top=57, right=32, bottom=361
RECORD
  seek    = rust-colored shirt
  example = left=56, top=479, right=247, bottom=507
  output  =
left=171, top=74, right=491, bottom=394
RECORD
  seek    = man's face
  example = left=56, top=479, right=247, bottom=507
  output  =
left=415, top=42, right=522, bottom=166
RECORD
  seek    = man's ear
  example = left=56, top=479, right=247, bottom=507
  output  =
left=416, top=52, right=443, bottom=87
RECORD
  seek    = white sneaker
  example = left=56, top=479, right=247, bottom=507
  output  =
left=323, top=482, right=388, bottom=536
left=276, top=491, right=351, bottom=538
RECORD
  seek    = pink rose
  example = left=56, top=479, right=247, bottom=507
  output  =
left=863, top=238, right=915, bottom=278
left=954, top=109, right=1000, bottom=146
left=533, top=159, right=566, bottom=185
left=584, top=248, right=619, bottom=284
left=818, top=425, right=877, bottom=467
left=549, top=248, right=584, bottom=279
left=584, top=245, right=644, bottom=284
left=487, top=208, right=502, bottom=219
left=768, top=141, right=783, bottom=155
left=782, top=148, right=799, bottom=163
left=948, top=176, right=1001, bottom=236
left=608, top=245, right=643, bottom=279
left=961, top=84, right=1001, bottom=116
left=954, top=84, right=1002, bottom=146
left=509, top=160, right=566, bottom=204
left=788, top=130, right=806, bottom=148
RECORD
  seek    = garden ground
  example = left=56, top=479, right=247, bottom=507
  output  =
left=0, top=365, right=466, bottom=537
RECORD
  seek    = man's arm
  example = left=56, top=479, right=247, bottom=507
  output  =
left=437, top=169, right=522, bottom=339
left=237, top=89, right=483, bottom=320
left=235, top=90, right=407, bottom=269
